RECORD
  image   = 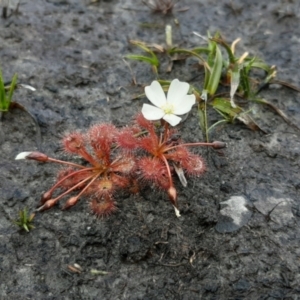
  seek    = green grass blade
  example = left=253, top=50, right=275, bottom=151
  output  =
left=0, top=69, right=6, bottom=111
left=212, top=97, right=243, bottom=119
left=7, top=74, right=18, bottom=107
left=213, top=97, right=265, bottom=132
left=23, top=224, right=29, bottom=232
left=125, top=54, right=159, bottom=67
left=239, top=67, right=252, bottom=98
left=205, top=45, right=223, bottom=96
left=198, top=104, right=207, bottom=138
left=211, top=37, right=235, bottom=63
left=207, top=119, right=228, bottom=134
left=127, top=40, right=160, bottom=67
left=168, top=48, right=210, bottom=71
left=132, top=42, right=155, bottom=55
left=247, top=60, right=272, bottom=73
left=190, top=47, right=210, bottom=54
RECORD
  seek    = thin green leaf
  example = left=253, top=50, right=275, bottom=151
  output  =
left=7, top=74, right=18, bottom=105
left=213, top=97, right=266, bottom=132
left=246, top=59, right=273, bottom=73
left=127, top=40, right=160, bottom=67
left=190, top=47, right=210, bottom=54
left=205, top=45, right=223, bottom=96
left=239, top=67, right=252, bottom=98
left=198, top=103, right=208, bottom=141
left=212, top=97, right=243, bottom=119
left=23, top=224, right=29, bottom=232
left=207, top=119, right=228, bottom=134
left=197, top=105, right=206, bottom=133
left=131, top=42, right=154, bottom=55
left=0, top=69, right=6, bottom=111
left=211, top=37, right=235, bottom=63
left=28, top=213, right=35, bottom=222
left=168, top=48, right=210, bottom=71
left=125, top=54, right=159, bottom=67
left=152, top=65, right=158, bottom=76
left=244, top=56, right=259, bottom=74
left=168, top=47, right=209, bottom=56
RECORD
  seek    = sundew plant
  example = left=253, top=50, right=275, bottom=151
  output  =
left=16, top=79, right=225, bottom=217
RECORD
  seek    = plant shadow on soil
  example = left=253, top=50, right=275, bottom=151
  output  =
left=1, top=0, right=300, bottom=299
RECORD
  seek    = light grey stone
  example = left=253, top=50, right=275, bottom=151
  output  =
left=215, top=196, right=253, bottom=233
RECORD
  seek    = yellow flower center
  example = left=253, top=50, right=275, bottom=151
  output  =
left=161, top=103, right=174, bottom=114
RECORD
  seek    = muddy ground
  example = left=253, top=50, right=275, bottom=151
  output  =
left=1, top=0, right=300, bottom=299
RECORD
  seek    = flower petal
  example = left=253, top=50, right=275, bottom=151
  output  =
left=15, top=151, right=33, bottom=160
left=172, top=94, right=196, bottom=115
left=142, top=104, right=165, bottom=120
left=145, top=81, right=167, bottom=107
left=173, top=205, right=181, bottom=217
left=163, top=114, right=182, bottom=126
left=19, top=84, right=36, bottom=91
left=166, top=79, right=190, bottom=105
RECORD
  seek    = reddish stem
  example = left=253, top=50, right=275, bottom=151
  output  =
left=44, top=167, right=95, bottom=200
left=160, top=154, right=174, bottom=189
left=48, top=174, right=95, bottom=203
left=78, top=148, right=99, bottom=166
left=47, top=157, right=87, bottom=169
left=68, top=172, right=100, bottom=202
left=162, top=120, right=170, bottom=142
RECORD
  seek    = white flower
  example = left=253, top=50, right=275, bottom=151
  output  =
left=142, top=79, right=196, bottom=126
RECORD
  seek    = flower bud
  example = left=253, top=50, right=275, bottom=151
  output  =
left=167, top=186, right=177, bottom=207
left=211, top=141, right=227, bottom=149
left=62, top=196, right=79, bottom=210
left=41, top=191, right=53, bottom=204
left=27, top=151, right=49, bottom=162
left=36, top=198, right=58, bottom=211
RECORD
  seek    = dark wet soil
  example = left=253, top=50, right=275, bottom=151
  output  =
left=1, top=0, right=300, bottom=299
